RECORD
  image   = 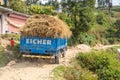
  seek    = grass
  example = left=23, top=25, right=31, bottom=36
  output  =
left=112, top=6, right=120, bottom=12
left=53, top=66, right=66, bottom=80
left=53, top=46, right=120, bottom=80
left=76, top=47, right=120, bottom=80
left=1, top=34, right=20, bottom=41
left=53, top=61, right=98, bottom=80
left=0, top=52, right=10, bottom=67
left=0, top=34, right=20, bottom=67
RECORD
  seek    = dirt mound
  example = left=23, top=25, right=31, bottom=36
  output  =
left=20, top=14, right=72, bottom=38
left=76, top=44, right=91, bottom=52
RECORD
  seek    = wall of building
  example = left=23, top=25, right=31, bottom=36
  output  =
left=7, top=13, right=28, bottom=33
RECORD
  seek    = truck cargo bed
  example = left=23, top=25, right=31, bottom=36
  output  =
left=20, top=37, right=67, bottom=55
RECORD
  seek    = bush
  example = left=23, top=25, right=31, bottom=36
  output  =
left=78, top=33, right=97, bottom=46
left=53, top=65, right=98, bottom=80
left=100, top=38, right=109, bottom=45
left=114, top=19, right=120, bottom=32
left=96, top=12, right=110, bottom=27
left=28, top=5, right=54, bottom=15
left=76, top=50, right=120, bottom=80
left=58, top=13, right=74, bottom=28
left=97, top=67, right=120, bottom=80
left=9, top=0, right=26, bottom=13
left=0, top=45, right=4, bottom=52
left=68, top=36, right=79, bottom=46
left=1, top=34, right=20, bottom=41
left=7, top=43, right=20, bottom=58
left=0, top=51, right=10, bottom=67
left=13, top=43, right=20, bottom=58
left=112, top=6, right=120, bottom=12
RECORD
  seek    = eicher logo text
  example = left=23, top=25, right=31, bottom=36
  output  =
left=26, top=39, right=52, bottom=45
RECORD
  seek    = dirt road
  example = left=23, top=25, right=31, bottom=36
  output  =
left=0, top=44, right=87, bottom=80
left=0, top=44, right=119, bottom=80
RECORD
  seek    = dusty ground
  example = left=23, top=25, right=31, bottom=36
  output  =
left=0, top=41, right=119, bottom=80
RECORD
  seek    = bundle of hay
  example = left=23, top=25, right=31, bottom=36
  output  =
left=20, top=14, right=72, bottom=38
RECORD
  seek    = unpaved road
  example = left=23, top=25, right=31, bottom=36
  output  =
left=0, top=45, right=85, bottom=80
left=0, top=44, right=119, bottom=80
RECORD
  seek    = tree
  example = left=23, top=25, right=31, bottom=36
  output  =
left=61, top=0, right=96, bottom=45
left=28, top=5, right=54, bottom=15
left=9, top=0, right=26, bottom=13
left=3, top=0, right=8, bottom=6
left=47, top=0, right=59, bottom=11
left=114, top=19, right=120, bottom=32
left=61, top=0, right=95, bottom=32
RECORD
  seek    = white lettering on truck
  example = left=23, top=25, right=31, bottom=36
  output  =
left=38, top=39, right=42, bottom=44
left=26, top=39, right=29, bottom=44
left=33, top=39, right=37, bottom=44
left=26, top=39, right=52, bottom=45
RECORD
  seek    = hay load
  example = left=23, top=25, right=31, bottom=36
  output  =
left=20, top=14, right=72, bottom=38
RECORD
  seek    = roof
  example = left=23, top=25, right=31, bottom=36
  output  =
left=0, top=6, right=30, bottom=17
left=12, top=11, right=30, bottom=18
left=0, top=6, right=13, bottom=13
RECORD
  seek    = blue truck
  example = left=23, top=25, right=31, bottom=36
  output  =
left=20, top=36, right=67, bottom=64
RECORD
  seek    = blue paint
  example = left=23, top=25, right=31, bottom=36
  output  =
left=20, top=36, right=67, bottom=55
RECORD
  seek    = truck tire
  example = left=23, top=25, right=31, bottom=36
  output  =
left=62, top=51, right=65, bottom=57
left=55, top=55, right=59, bottom=64
left=62, top=49, right=66, bottom=57
left=17, top=52, right=22, bottom=59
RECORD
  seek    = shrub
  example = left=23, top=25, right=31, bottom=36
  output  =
left=100, top=38, right=109, bottom=45
left=112, top=6, right=120, bottom=12
left=53, top=65, right=98, bottom=80
left=58, top=13, right=74, bottom=28
left=1, top=34, right=20, bottom=41
left=97, top=67, right=120, bottom=80
left=13, top=43, right=20, bottom=58
left=76, top=50, right=120, bottom=80
left=9, top=0, right=26, bottom=13
left=28, top=5, right=54, bottom=15
left=0, top=51, right=10, bottom=67
left=114, top=19, right=120, bottom=32
left=78, top=33, right=97, bottom=46
left=96, top=12, right=109, bottom=27
left=6, top=43, right=20, bottom=59
left=0, top=45, right=4, bottom=52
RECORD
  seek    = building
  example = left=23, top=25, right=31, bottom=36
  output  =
left=0, top=6, right=29, bottom=34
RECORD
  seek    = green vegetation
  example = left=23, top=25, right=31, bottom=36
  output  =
left=112, top=6, right=120, bottom=12
left=0, top=51, right=10, bottom=67
left=53, top=65, right=98, bottom=80
left=77, top=47, right=120, bottom=80
left=28, top=5, right=55, bottom=15
left=9, top=0, right=26, bottom=13
left=1, top=34, right=20, bottom=41
left=0, top=45, right=9, bottom=67
left=0, top=34, right=20, bottom=67
left=53, top=47, right=120, bottom=80
left=2, top=0, right=120, bottom=46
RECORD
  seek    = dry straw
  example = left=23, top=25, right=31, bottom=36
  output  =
left=20, top=14, right=72, bottom=38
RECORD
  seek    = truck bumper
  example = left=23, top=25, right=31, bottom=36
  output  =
left=22, top=54, right=54, bottom=59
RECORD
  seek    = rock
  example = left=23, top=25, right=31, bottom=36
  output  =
left=7, top=60, right=16, bottom=66
left=76, top=44, right=91, bottom=52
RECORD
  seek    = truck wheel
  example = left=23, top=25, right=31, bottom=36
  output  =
left=17, top=53, right=22, bottom=59
left=62, top=51, right=66, bottom=57
left=55, top=55, right=59, bottom=64
left=62, top=52, right=65, bottom=57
